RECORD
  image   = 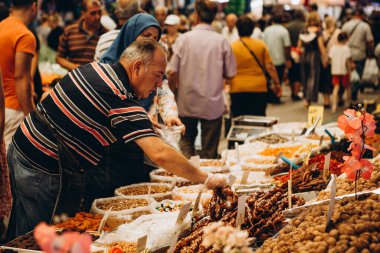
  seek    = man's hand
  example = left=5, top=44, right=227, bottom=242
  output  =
left=165, top=116, right=185, bottom=134
left=205, top=174, right=228, bottom=189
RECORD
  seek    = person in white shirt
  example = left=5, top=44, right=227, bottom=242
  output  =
left=329, top=32, right=354, bottom=112
left=221, top=13, right=239, bottom=44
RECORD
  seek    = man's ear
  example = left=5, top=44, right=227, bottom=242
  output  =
left=132, top=60, right=144, bottom=76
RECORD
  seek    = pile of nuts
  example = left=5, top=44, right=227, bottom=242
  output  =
left=107, top=241, right=137, bottom=253
left=96, top=199, right=148, bottom=211
left=200, top=160, right=224, bottom=167
left=119, top=185, right=171, bottom=196
left=254, top=134, right=289, bottom=144
left=257, top=194, right=380, bottom=253
left=317, top=168, right=380, bottom=201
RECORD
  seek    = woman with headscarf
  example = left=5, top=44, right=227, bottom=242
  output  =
left=100, top=13, right=180, bottom=127
left=83, top=14, right=182, bottom=209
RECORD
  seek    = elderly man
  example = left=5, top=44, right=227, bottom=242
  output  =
left=168, top=0, right=237, bottom=159
left=221, top=13, right=239, bottom=44
left=154, top=6, right=167, bottom=31
left=7, top=38, right=226, bottom=239
left=56, top=0, right=107, bottom=70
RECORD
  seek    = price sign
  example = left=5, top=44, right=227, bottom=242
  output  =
left=307, top=106, right=324, bottom=128
left=241, top=171, right=250, bottom=185
left=323, top=152, right=331, bottom=182
left=325, top=175, right=337, bottom=232
left=168, top=202, right=192, bottom=253
left=137, top=235, right=148, bottom=253
left=228, top=174, right=237, bottom=186
left=190, top=155, right=201, bottom=168
left=273, top=152, right=283, bottom=164
left=236, top=194, right=247, bottom=228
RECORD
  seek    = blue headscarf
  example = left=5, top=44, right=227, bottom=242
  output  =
left=100, top=13, right=162, bottom=64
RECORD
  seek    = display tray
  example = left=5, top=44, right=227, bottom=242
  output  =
left=227, top=125, right=269, bottom=144
left=233, top=116, right=278, bottom=127
left=1, top=229, right=100, bottom=253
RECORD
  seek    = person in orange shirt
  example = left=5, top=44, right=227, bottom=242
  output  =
left=229, top=15, right=281, bottom=116
left=0, top=0, right=37, bottom=150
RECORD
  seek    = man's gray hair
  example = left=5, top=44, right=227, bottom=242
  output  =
left=120, top=38, right=166, bottom=67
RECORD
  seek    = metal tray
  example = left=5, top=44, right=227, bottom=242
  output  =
left=233, top=116, right=278, bottom=127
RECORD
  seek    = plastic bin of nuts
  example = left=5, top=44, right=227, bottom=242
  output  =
left=91, top=196, right=157, bottom=228
left=114, top=183, right=172, bottom=202
left=149, top=168, right=195, bottom=187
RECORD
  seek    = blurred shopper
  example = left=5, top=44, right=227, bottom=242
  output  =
left=263, top=13, right=291, bottom=103
left=56, top=0, right=107, bottom=70
left=0, top=70, right=12, bottom=240
left=287, top=9, right=305, bottom=101
left=0, top=0, right=37, bottom=150
left=36, top=13, right=51, bottom=46
left=222, top=13, right=239, bottom=44
left=168, top=0, right=236, bottom=159
left=154, top=6, right=167, bottom=32
left=161, top=14, right=181, bottom=61
left=94, top=0, right=142, bottom=62
left=230, top=15, right=281, bottom=117
left=47, top=13, right=64, bottom=52
left=7, top=38, right=227, bottom=239
left=329, top=32, right=353, bottom=112
left=369, top=10, right=380, bottom=46
left=298, top=12, right=328, bottom=107
left=342, top=8, right=374, bottom=101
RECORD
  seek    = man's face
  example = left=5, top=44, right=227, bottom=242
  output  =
left=131, top=49, right=167, bottom=98
left=226, top=16, right=236, bottom=30
left=166, top=24, right=178, bottom=35
left=83, top=3, right=102, bottom=29
left=155, top=10, right=166, bottom=25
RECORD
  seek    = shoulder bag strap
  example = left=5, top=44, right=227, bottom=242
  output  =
left=240, top=39, right=270, bottom=78
left=350, top=21, right=361, bottom=37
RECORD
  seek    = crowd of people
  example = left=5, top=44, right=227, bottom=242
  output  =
left=0, top=0, right=380, bottom=243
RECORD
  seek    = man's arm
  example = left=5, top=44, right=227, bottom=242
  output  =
left=167, top=69, right=179, bottom=92
left=136, top=136, right=208, bottom=184
left=14, top=52, right=35, bottom=115
left=56, top=55, right=80, bottom=71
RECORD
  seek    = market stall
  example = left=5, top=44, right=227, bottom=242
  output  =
left=2, top=109, right=380, bottom=253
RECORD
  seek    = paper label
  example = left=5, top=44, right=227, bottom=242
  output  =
left=307, top=106, right=324, bottom=128
left=319, top=135, right=324, bottom=146
left=98, top=207, right=112, bottom=232
left=291, top=130, right=296, bottom=141
left=228, top=174, right=237, bottom=186
left=235, top=142, right=240, bottom=165
left=304, top=147, right=312, bottom=166
left=325, top=175, right=337, bottom=232
left=236, top=194, right=247, bottom=228
left=175, top=202, right=191, bottom=225
left=273, top=152, right=283, bottom=164
left=192, top=188, right=203, bottom=216
left=241, top=171, right=250, bottom=185
left=168, top=202, right=192, bottom=253
left=170, top=176, right=177, bottom=189
left=137, top=235, right=148, bottom=253
left=190, top=155, right=201, bottom=168
left=323, top=152, right=331, bottom=181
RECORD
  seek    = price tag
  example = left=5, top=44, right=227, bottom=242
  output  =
left=304, top=147, right=312, bottom=166
left=170, top=176, right=177, bottom=189
left=147, top=185, right=152, bottom=205
left=288, top=180, right=292, bottom=209
left=241, top=171, right=250, bottom=185
left=168, top=202, right=192, bottom=253
left=273, top=152, right=283, bottom=164
left=307, top=106, right=324, bottom=128
left=288, top=163, right=293, bottom=209
left=319, top=135, right=324, bottom=146
left=325, top=175, right=337, bottom=232
left=235, top=142, right=240, bottom=165
left=228, top=174, right=237, bottom=186
left=192, top=186, right=204, bottom=216
left=98, top=207, right=112, bottom=233
left=236, top=194, right=247, bottom=228
left=323, top=152, right=331, bottom=181
left=137, top=235, right=148, bottom=253
left=190, top=155, right=201, bottom=168
left=291, top=130, right=296, bottom=141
